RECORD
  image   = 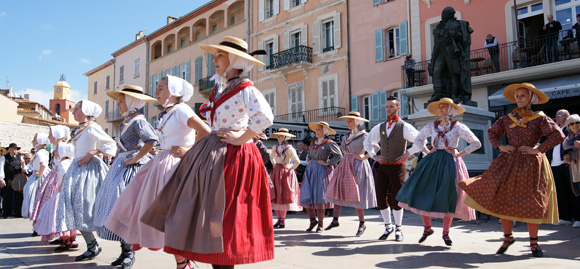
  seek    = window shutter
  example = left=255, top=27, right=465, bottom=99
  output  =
left=185, top=60, right=191, bottom=83
left=374, top=29, right=384, bottom=62
left=172, top=66, right=178, bottom=77
left=273, top=34, right=279, bottom=53
left=207, top=54, right=215, bottom=76
left=298, top=82, right=304, bottom=112
left=283, top=31, right=289, bottom=50
left=329, top=79, right=336, bottom=107
left=334, top=13, right=341, bottom=49
left=399, top=20, right=408, bottom=56
left=312, top=20, right=320, bottom=54
left=284, top=0, right=290, bottom=10
left=258, top=41, right=265, bottom=71
left=149, top=74, right=153, bottom=95
left=401, top=94, right=409, bottom=117
left=301, top=25, right=308, bottom=46
left=274, top=0, right=280, bottom=15
left=351, top=96, right=358, bottom=112
left=373, top=0, right=381, bottom=6
left=195, top=56, right=203, bottom=84
left=259, top=0, right=264, bottom=21
left=371, top=91, right=379, bottom=121
left=379, top=91, right=387, bottom=121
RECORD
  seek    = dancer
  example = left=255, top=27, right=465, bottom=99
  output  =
left=142, top=36, right=274, bottom=268
left=35, top=142, right=80, bottom=251
left=22, top=133, right=50, bottom=220
left=270, top=128, right=302, bottom=229
left=396, top=98, right=480, bottom=246
left=459, top=83, right=563, bottom=257
left=300, top=121, right=343, bottom=233
left=56, top=100, right=117, bottom=262
left=325, top=112, right=377, bottom=236
left=94, top=85, right=158, bottom=268
left=363, top=96, right=420, bottom=242
left=105, top=75, right=210, bottom=269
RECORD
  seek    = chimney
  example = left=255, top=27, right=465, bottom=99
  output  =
left=167, top=16, right=178, bottom=25
left=24, top=94, right=30, bottom=100
left=136, top=30, right=145, bottom=40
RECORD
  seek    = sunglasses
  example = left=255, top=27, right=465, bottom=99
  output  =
left=569, top=122, right=580, bottom=126
left=24, top=158, right=31, bottom=160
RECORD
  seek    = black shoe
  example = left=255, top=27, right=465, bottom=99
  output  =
left=31, top=231, right=38, bottom=237
left=442, top=232, right=452, bottom=246
left=122, top=251, right=135, bottom=268
left=49, top=239, right=63, bottom=245
left=378, top=227, right=394, bottom=240
left=316, top=224, right=323, bottom=233
left=306, top=219, right=318, bottom=232
left=355, top=224, right=366, bottom=237
left=530, top=237, right=543, bottom=257
left=418, top=229, right=434, bottom=243
left=111, top=253, right=124, bottom=266
left=395, top=229, right=404, bottom=242
left=75, top=245, right=101, bottom=262
left=496, top=234, right=515, bottom=255
left=325, top=221, right=339, bottom=231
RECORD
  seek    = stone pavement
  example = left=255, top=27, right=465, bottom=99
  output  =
left=1, top=208, right=579, bottom=268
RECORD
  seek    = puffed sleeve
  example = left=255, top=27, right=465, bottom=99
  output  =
left=537, top=116, right=565, bottom=153
left=38, top=149, right=50, bottom=165
left=364, top=124, right=382, bottom=157
left=242, top=86, right=274, bottom=133
left=327, top=141, right=343, bottom=167
left=132, top=118, right=159, bottom=146
left=413, top=122, right=433, bottom=151
left=175, top=105, right=197, bottom=129
left=269, top=145, right=277, bottom=165
left=488, top=116, right=508, bottom=149
left=87, top=125, right=117, bottom=156
left=457, top=123, right=482, bottom=154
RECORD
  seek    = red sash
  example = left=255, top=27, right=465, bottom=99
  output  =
left=200, top=79, right=254, bottom=126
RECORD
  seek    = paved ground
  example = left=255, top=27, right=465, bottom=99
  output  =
left=1, top=208, right=579, bottom=268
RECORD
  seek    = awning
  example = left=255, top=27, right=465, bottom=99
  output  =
left=488, top=75, right=580, bottom=107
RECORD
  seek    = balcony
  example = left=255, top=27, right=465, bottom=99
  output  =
left=267, top=45, right=313, bottom=70
left=274, top=106, right=346, bottom=123
left=198, top=76, right=215, bottom=97
left=401, top=29, right=580, bottom=89
left=106, top=108, right=123, bottom=123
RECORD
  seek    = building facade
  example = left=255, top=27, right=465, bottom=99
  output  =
left=85, top=60, right=115, bottom=136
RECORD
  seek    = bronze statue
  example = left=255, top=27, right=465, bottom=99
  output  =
left=428, top=7, right=474, bottom=104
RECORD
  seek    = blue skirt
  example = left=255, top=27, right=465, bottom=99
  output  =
left=300, top=162, right=333, bottom=209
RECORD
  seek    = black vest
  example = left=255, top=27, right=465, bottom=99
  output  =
left=3, top=154, right=22, bottom=181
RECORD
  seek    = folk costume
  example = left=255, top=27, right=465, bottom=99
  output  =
left=0, top=143, right=24, bottom=218
left=22, top=133, right=51, bottom=219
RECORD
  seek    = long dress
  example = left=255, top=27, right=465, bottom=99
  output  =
left=326, top=131, right=377, bottom=209
left=22, top=148, right=50, bottom=219
left=300, top=139, right=343, bottom=209
left=31, top=151, right=60, bottom=224
left=396, top=121, right=480, bottom=220
left=55, top=123, right=117, bottom=232
left=94, top=114, right=157, bottom=241
left=105, top=104, right=195, bottom=249
left=270, top=144, right=302, bottom=211
left=141, top=77, right=275, bottom=265
left=459, top=112, right=564, bottom=224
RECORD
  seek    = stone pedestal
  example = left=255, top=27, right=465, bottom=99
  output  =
left=408, top=105, right=496, bottom=173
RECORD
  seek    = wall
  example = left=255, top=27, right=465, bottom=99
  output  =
left=0, top=94, right=23, bottom=123
left=87, top=63, right=115, bottom=136
left=0, top=121, right=50, bottom=153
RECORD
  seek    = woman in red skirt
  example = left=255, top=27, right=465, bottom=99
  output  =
left=142, top=36, right=274, bottom=269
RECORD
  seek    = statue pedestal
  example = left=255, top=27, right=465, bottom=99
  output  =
left=424, top=99, right=477, bottom=108
left=408, top=105, right=495, bottom=174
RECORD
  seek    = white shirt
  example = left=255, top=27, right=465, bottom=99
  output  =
left=206, top=85, right=273, bottom=135
left=31, top=149, right=49, bottom=171
left=414, top=121, right=481, bottom=154
left=551, top=126, right=565, bottom=166
left=72, top=123, right=117, bottom=158
left=364, top=120, right=420, bottom=158
left=156, top=103, right=196, bottom=150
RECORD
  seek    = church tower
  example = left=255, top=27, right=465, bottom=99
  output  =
left=49, top=74, right=75, bottom=118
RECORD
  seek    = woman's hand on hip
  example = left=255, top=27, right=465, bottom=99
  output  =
left=498, top=145, right=515, bottom=153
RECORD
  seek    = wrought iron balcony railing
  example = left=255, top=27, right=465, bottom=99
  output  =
left=198, top=76, right=215, bottom=94
left=274, top=106, right=346, bottom=123
left=267, top=45, right=313, bottom=70
left=105, top=108, right=123, bottom=122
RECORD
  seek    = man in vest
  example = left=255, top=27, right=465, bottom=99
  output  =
left=295, top=141, right=308, bottom=183
left=364, top=96, right=420, bottom=242
left=0, top=143, right=25, bottom=218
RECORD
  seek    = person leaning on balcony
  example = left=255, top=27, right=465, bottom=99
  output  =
left=404, top=55, right=416, bottom=87
left=542, top=14, right=563, bottom=63
left=459, top=83, right=564, bottom=257
left=484, top=34, right=500, bottom=72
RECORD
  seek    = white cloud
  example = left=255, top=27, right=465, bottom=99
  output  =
left=40, top=24, right=53, bottom=30
left=80, top=58, right=90, bottom=64
left=14, top=88, right=53, bottom=109
left=38, top=49, right=52, bottom=60
left=0, top=12, right=7, bottom=18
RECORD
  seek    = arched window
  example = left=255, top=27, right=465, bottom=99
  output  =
left=55, top=103, right=61, bottom=115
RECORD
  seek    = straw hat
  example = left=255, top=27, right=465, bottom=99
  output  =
left=427, top=97, right=465, bottom=116
left=308, top=121, right=337, bottom=135
left=199, top=36, right=265, bottom=66
left=338, top=111, right=369, bottom=122
left=503, top=83, right=548, bottom=104
left=271, top=128, right=296, bottom=138
left=106, top=85, right=157, bottom=103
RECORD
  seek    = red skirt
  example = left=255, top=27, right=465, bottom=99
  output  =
left=164, top=142, right=274, bottom=265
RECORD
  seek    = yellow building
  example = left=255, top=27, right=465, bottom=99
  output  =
left=0, top=91, right=22, bottom=123
left=84, top=60, right=115, bottom=136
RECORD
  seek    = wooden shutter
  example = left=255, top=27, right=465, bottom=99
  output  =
left=283, top=31, right=289, bottom=50
left=371, top=91, right=379, bottom=121
left=301, top=25, right=308, bottom=47
left=258, top=41, right=265, bottom=71
left=351, top=96, right=358, bottom=112
left=373, top=0, right=381, bottom=6
left=185, top=60, right=191, bottom=83
left=284, top=0, right=290, bottom=10
left=334, top=13, right=341, bottom=49
left=379, top=91, right=387, bottom=121
left=313, top=20, right=320, bottom=54
left=374, top=29, right=383, bottom=62
left=195, top=56, right=203, bottom=84
left=259, top=0, right=264, bottom=21
left=274, top=0, right=280, bottom=15
left=399, top=20, right=408, bottom=56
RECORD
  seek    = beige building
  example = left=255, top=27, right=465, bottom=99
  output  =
left=84, top=60, right=115, bottom=136
left=250, top=0, right=349, bottom=124
left=0, top=91, right=22, bottom=123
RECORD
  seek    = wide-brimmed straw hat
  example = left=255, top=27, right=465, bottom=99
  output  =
left=271, top=128, right=296, bottom=138
left=199, top=36, right=265, bottom=66
left=106, top=85, right=157, bottom=103
left=427, top=97, right=465, bottom=116
left=503, top=83, right=549, bottom=104
left=338, top=111, right=369, bottom=122
left=308, top=121, right=337, bottom=135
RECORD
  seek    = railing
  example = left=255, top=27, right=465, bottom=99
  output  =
left=105, top=108, right=122, bottom=122
left=401, top=29, right=580, bottom=88
left=198, top=76, right=215, bottom=94
left=267, top=45, right=313, bottom=70
left=274, top=106, right=346, bottom=123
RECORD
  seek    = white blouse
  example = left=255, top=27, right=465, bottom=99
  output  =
left=31, top=149, right=49, bottom=171
left=207, top=85, right=273, bottom=135
left=414, top=121, right=481, bottom=154
left=72, top=123, right=117, bottom=158
left=156, top=103, right=196, bottom=150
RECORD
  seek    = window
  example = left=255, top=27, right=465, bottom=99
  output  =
left=195, top=32, right=201, bottom=41
left=105, top=75, right=110, bottom=89
left=386, top=27, right=400, bottom=58
left=207, top=54, right=215, bottom=76
left=288, top=81, right=305, bottom=121
left=374, top=0, right=394, bottom=6
left=555, top=0, right=580, bottom=31
left=195, top=56, right=203, bottom=84
left=319, top=75, right=338, bottom=114
left=374, top=21, right=407, bottom=62
left=362, top=96, right=371, bottom=121
left=181, top=39, right=187, bottom=48
left=266, top=0, right=274, bottom=19
left=393, top=91, right=410, bottom=117
left=291, top=30, right=301, bottom=48
left=212, top=24, right=217, bottom=33
left=230, top=16, right=235, bottom=25
left=556, top=0, right=572, bottom=6
left=291, top=0, right=302, bottom=8
left=180, top=63, right=187, bottom=80
left=167, top=44, right=173, bottom=53
left=55, top=103, right=60, bottom=115
left=265, top=40, right=274, bottom=67
left=322, top=19, right=334, bottom=52
left=93, top=81, right=97, bottom=94
left=263, top=89, right=276, bottom=116
left=370, top=91, right=387, bottom=121
left=105, top=100, right=109, bottom=118
left=119, top=66, right=124, bottom=82
left=134, top=58, right=140, bottom=77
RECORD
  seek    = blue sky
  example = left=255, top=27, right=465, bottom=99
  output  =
left=0, top=0, right=205, bottom=108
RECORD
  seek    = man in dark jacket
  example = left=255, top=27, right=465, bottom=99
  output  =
left=0, top=143, right=25, bottom=218
left=543, top=14, right=563, bottom=63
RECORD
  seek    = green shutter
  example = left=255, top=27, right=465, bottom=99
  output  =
left=185, top=60, right=191, bottom=83
left=207, top=54, right=215, bottom=76
left=379, top=91, right=387, bottom=121
left=351, top=96, right=358, bottom=112
left=195, top=57, right=203, bottom=83
left=371, top=92, right=379, bottom=121
left=399, top=21, right=408, bottom=56
left=373, top=0, right=381, bottom=6
left=374, top=29, right=383, bottom=62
